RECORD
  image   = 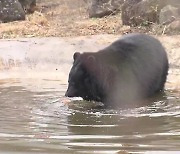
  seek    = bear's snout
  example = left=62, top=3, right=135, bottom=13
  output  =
left=65, top=86, right=76, bottom=97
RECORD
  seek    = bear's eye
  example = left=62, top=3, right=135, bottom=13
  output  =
left=69, top=81, right=75, bottom=86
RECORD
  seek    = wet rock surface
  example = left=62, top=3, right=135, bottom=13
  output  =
left=0, top=35, right=179, bottom=89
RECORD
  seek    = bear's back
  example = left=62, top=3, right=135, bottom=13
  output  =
left=97, top=33, right=168, bottom=69
left=96, top=33, right=168, bottom=102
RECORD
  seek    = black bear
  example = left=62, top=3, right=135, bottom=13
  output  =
left=65, top=33, right=169, bottom=108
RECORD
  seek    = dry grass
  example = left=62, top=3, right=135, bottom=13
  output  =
left=0, top=0, right=88, bottom=38
left=0, top=0, right=176, bottom=39
left=0, top=12, right=52, bottom=38
left=0, top=0, right=132, bottom=39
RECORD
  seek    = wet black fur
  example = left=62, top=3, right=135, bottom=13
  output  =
left=65, top=33, right=169, bottom=108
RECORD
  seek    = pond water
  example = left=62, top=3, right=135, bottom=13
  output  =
left=0, top=35, right=179, bottom=153
left=0, top=78, right=179, bottom=154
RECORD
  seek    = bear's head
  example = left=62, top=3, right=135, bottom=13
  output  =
left=65, top=52, right=103, bottom=102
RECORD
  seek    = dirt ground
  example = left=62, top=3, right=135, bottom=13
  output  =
left=0, top=0, right=172, bottom=39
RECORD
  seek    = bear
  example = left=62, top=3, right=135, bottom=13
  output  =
left=65, top=33, right=169, bottom=108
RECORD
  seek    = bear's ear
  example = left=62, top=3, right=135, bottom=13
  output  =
left=87, top=55, right=96, bottom=64
left=73, top=52, right=81, bottom=61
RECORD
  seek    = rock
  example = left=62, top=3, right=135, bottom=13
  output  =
left=169, top=19, right=180, bottom=32
left=121, top=0, right=142, bottom=26
left=18, top=0, right=36, bottom=13
left=0, top=0, right=25, bottom=23
left=88, top=0, right=124, bottom=18
left=159, top=5, right=180, bottom=25
left=166, top=0, right=180, bottom=8
left=121, top=0, right=178, bottom=26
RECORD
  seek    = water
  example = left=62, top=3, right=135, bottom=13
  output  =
left=0, top=35, right=179, bottom=153
left=0, top=78, right=179, bottom=154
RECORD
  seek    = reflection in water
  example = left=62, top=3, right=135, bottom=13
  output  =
left=0, top=79, right=179, bottom=154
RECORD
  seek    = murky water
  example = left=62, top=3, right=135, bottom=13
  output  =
left=0, top=78, right=179, bottom=154
left=0, top=35, right=180, bottom=153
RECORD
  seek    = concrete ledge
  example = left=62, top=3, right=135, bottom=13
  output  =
left=0, top=34, right=179, bottom=89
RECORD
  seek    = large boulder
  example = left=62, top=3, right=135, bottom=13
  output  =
left=169, top=19, right=180, bottom=32
left=0, top=0, right=25, bottom=23
left=88, top=0, right=124, bottom=18
left=121, top=0, right=180, bottom=26
left=122, top=0, right=167, bottom=26
left=165, top=0, right=180, bottom=8
left=121, top=0, right=142, bottom=26
left=160, top=4, right=180, bottom=34
left=159, top=5, right=180, bottom=25
left=18, top=0, right=36, bottom=13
